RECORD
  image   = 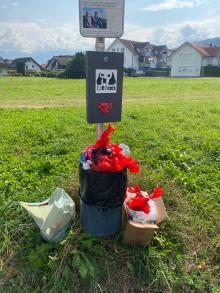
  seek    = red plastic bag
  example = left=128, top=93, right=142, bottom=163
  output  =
left=127, top=186, right=164, bottom=214
left=84, top=124, right=140, bottom=173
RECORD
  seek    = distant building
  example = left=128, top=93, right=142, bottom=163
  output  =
left=12, top=57, right=43, bottom=72
left=46, top=55, right=74, bottom=71
left=0, top=59, right=15, bottom=76
left=107, top=39, right=171, bottom=70
left=168, top=42, right=220, bottom=77
left=0, top=62, right=13, bottom=76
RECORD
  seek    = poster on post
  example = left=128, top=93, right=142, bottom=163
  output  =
left=79, top=0, right=125, bottom=38
left=86, top=51, right=124, bottom=123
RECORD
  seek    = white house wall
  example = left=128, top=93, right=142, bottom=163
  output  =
left=171, top=44, right=202, bottom=77
left=202, top=56, right=219, bottom=66
left=25, top=60, right=42, bottom=72
left=107, top=40, right=139, bottom=70
left=0, top=67, right=9, bottom=76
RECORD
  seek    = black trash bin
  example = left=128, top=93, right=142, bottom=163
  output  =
left=79, top=165, right=127, bottom=236
left=80, top=200, right=123, bottom=236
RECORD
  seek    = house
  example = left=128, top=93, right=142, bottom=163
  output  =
left=107, top=39, right=170, bottom=70
left=168, top=42, right=220, bottom=77
left=46, top=55, right=74, bottom=71
left=12, top=57, right=43, bottom=72
left=0, top=59, right=15, bottom=76
left=0, top=62, right=12, bottom=76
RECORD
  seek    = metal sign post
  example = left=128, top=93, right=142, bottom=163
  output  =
left=96, top=37, right=105, bottom=138
left=79, top=0, right=125, bottom=138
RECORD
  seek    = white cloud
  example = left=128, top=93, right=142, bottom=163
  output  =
left=142, top=0, right=204, bottom=12
left=0, top=0, right=19, bottom=8
left=0, top=18, right=218, bottom=57
left=0, top=22, right=94, bottom=54
left=123, top=19, right=216, bottom=48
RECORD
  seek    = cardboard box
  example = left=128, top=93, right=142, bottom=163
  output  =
left=122, top=192, right=168, bottom=246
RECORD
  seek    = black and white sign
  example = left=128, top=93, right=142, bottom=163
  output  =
left=79, top=0, right=124, bottom=38
left=86, top=51, right=124, bottom=124
left=96, top=69, right=117, bottom=94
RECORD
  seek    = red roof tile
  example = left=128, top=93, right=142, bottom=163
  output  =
left=190, top=43, right=220, bottom=57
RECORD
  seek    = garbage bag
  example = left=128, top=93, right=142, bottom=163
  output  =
left=20, top=188, right=75, bottom=242
left=79, top=165, right=127, bottom=207
left=81, top=124, right=139, bottom=173
left=126, top=186, right=165, bottom=224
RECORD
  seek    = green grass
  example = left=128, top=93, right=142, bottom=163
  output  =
left=0, top=77, right=220, bottom=292
left=1, top=76, right=220, bottom=107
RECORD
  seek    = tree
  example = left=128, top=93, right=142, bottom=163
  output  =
left=16, top=62, right=25, bottom=75
left=65, top=52, right=85, bottom=79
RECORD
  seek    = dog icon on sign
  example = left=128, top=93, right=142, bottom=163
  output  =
left=96, top=69, right=117, bottom=94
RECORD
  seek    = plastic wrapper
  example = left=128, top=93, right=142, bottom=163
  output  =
left=126, top=186, right=164, bottom=224
left=20, top=188, right=75, bottom=242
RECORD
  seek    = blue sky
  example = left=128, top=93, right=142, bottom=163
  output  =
left=0, top=0, right=219, bottom=62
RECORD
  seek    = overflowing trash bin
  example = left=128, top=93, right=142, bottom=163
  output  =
left=79, top=124, right=139, bottom=236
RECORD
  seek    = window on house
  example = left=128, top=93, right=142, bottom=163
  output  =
left=178, top=66, right=193, bottom=72
left=117, top=48, right=120, bottom=52
left=112, top=48, right=115, bottom=52
left=32, top=65, right=35, bottom=68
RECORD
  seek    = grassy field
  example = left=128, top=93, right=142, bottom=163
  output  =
left=0, top=77, right=220, bottom=292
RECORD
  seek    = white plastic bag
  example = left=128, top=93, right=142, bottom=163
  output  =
left=20, top=188, right=75, bottom=242
left=127, top=199, right=158, bottom=224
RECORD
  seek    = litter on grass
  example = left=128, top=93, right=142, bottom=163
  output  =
left=20, top=188, right=75, bottom=242
left=125, top=185, right=165, bottom=224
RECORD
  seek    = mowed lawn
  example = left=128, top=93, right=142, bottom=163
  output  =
left=0, top=77, right=220, bottom=292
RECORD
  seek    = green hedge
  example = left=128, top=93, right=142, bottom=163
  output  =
left=203, top=65, right=220, bottom=77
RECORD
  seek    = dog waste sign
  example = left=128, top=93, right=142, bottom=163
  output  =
left=86, top=51, right=124, bottom=123
left=79, top=0, right=125, bottom=38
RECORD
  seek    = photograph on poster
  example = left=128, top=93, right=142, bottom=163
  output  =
left=83, top=7, right=107, bottom=29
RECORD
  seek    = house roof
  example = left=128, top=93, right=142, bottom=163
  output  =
left=12, top=57, right=44, bottom=70
left=0, top=62, right=15, bottom=68
left=118, top=39, right=138, bottom=54
left=46, top=55, right=74, bottom=69
left=117, top=39, right=168, bottom=57
left=190, top=44, right=210, bottom=56
left=202, top=46, right=220, bottom=57
left=170, top=42, right=220, bottom=58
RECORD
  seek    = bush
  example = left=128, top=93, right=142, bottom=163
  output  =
left=124, top=68, right=135, bottom=77
left=34, top=72, right=41, bottom=77
left=65, top=52, right=85, bottom=79
left=56, top=71, right=66, bottom=79
left=10, top=72, right=23, bottom=77
left=203, top=65, right=220, bottom=77
left=47, top=72, right=56, bottom=78
left=40, top=71, right=47, bottom=77
left=26, top=70, right=40, bottom=75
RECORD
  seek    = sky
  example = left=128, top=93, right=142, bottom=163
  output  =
left=0, top=0, right=219, bottom=62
